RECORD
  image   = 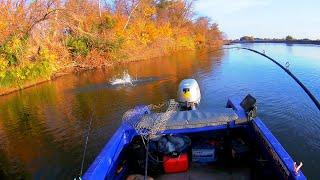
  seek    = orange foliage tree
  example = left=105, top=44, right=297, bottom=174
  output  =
left=0, top=0, right=224, bottom=89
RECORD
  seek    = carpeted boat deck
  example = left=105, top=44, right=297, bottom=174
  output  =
left=156, top=163, right=251, bottom=180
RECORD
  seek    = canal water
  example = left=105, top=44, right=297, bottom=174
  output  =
left=0, top=43, right=319, bottom=179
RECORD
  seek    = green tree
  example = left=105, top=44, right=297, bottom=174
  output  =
left=285, top=35, right=294, bottom=41
left=240, top=36, right=254, bottom=42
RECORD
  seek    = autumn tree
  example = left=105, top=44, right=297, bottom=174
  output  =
left=0, top=0, right=224, bottom=90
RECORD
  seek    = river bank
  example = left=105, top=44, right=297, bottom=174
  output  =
left=0, top=67, right=73, bottom=96
left=0, top=57, right=139, bottom=96
left=0, top=48, right=222, bottom=96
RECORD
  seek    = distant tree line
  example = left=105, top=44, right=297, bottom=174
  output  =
left=237, top=35, right=318, bottom=42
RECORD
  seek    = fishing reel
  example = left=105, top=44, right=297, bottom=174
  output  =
left=240, top=94, right=257, bottom=120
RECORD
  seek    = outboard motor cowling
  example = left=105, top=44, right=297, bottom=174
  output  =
left=177, top=79, right=201, bottom=110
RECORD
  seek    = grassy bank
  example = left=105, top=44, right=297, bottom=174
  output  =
left=0, top=0, right=224, bottom=95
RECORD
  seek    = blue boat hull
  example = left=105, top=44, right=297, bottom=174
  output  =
left=83, top=98, right=306, bottom=180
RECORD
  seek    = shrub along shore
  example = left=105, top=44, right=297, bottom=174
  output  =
left=0, top=0, right=224, bottom=96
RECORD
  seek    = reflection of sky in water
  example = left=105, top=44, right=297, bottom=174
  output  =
left=240, top=43, right=320, bottom=62
left=233, top=43, right=320, bottom=99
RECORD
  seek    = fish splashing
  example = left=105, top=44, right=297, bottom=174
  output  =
left=110, top=71, right=135, bottom=86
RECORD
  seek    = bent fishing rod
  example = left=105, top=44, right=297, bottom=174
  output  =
left=215, top=46, right=320, bottom=111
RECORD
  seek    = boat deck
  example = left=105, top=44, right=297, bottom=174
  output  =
left=137, top=108, right=244, bottom=132
left=157, top=163, right=251, bottom=180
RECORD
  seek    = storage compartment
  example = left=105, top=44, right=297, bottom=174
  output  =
left=192, top=144, right=217, bottom=164
left=163, top=153, right=189, bottom=173
left=231, top=139, right=250, bottom=160
left=125, top=128, right=278, bottom=180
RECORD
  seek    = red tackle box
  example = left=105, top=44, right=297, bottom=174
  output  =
left=163, top=153, right=189, bottom=173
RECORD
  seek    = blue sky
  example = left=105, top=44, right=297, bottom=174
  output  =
left=194, top=0, right=320, bottom=40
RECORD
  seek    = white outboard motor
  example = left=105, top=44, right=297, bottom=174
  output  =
left=177, top=79, right=201, bottom=110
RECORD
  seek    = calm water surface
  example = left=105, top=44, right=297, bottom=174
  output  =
left=0, top=43, right=320, bottom=179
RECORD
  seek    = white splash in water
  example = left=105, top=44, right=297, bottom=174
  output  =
left=110, top=71, right=135, bottom=86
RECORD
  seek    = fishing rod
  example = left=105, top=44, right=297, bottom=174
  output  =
left=77, top=100, right=97, bottom=179
left=79, top=112, right=94, bottom=178
left=218, top=46, right=320, bottom=111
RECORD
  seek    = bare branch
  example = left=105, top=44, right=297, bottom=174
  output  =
left=122, top=0, right=140, bottom=31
